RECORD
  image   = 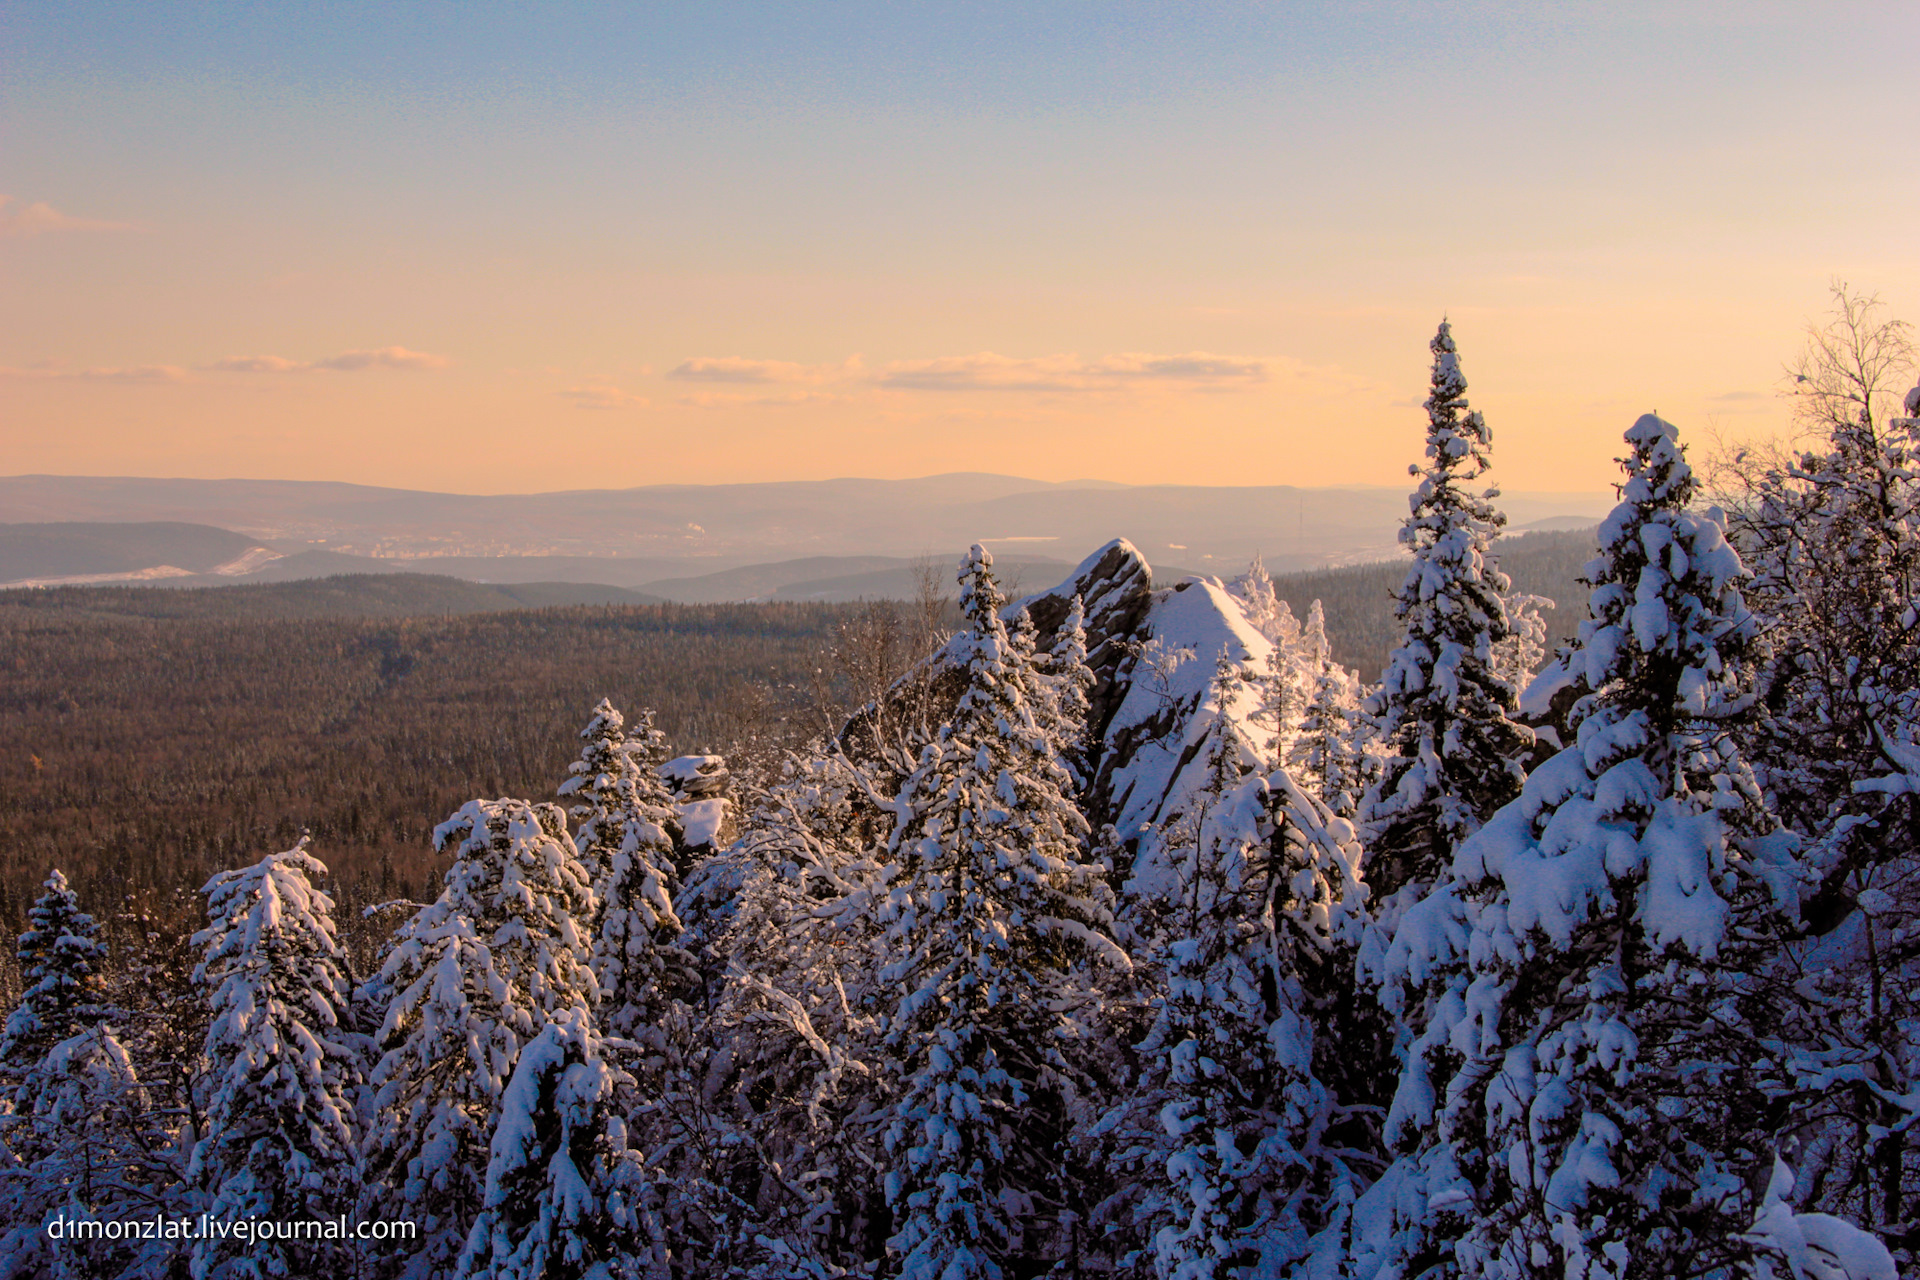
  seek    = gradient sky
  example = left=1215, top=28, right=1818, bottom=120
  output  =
left=3, top=2, right=1916, bottom=495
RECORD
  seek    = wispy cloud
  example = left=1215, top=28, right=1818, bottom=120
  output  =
left=79, top=364, right=190, bottom=384
left=206, top=346, right=451, bottom=374
left=660, top=348, right=1301, bottom=402
left=667, top=356, right=861, bottom=385
left=311, top=347, right=450, bottom=371
left=0, top=195, right=138, bottom=237
left=0, top=363, right=188, bottom=384
left=559, top=385, right=649, bottom=411
left=873, top=351, right=1270, bottom=393
left=1705, top=389, right=1773, bottom=414
left=206, top=355, right=303, bottom=373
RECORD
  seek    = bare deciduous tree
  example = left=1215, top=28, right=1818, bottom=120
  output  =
left=1786, top=279, right=1916, bottom=440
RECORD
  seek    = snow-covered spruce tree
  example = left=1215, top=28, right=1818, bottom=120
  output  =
left=1362, top=414, right=1869, bottom=1279
left=1255, top=609, right=1315, bottom=772
left=1107, top=659, right=1367, bottom=1279
left=1228, top=554, right=1300, bottom=651
left=1360, top=320, right=1533, bottom=903
left=360, top=799, right=598, bottom=1280
left=1039, top=595, right=1097, bottom=790
left=560, top=697, right=678, bottom=877
left=1, top=869, right=108, bottom=1072
left=1286, top=602, right=1376, bottom=817
left=0, top=1023, right=155, bottom=1278
left=1492, top=592, right=1556, bottom=694
left=0, top=887, right=183, bottom=1280
left=456, top=1008, right=660, bottom=1280
left=189, top=838, right=362, bottom=1279
left=1301, top=599, right=1330, bottom=671
left=1290, top=645, right=1374, bottom=822
left=874, top=544, right=1124, bottom=1279
left=678, top=749, right=895, bottom=1273
left=559, top=699, right=690, bottom=1045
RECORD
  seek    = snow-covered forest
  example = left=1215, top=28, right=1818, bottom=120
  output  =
left=4, top=294, right=1917, bottom=1280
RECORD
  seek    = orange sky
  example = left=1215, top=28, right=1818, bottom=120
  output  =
left=4, top=4, right=1916, bottom=495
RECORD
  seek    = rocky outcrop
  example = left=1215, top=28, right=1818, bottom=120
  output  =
left=1007, top=537, right=1155, bottom=740
left=659, top=754, right=731, bottom=862
left=658, top=754, right=729, bottom=802
left=834, top=538, right=1294, bottom=894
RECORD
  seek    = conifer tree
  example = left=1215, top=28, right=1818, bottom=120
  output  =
left=1256, top=642, right=1307, bottom=772
left=1290, top=649, right=1373, bottom=821
left=1114, top=661, right=1366, bottom=1278
left=0, top=887, right=177, bottom=1280
left=1491, top=593, right=1555, bottom=693
left=1360, top=320, right=1533, bottom=901
left=190, top=838, right=361, bottom=1279
left=875, top=544, right=1123, bottom=1280
left=361, top=798, right=598, bottom=1280
left=1363, top=414, right=1859, bottom=1279
left=560, top=700, right=689, bottom=1044
left=456, top=1008, right=659, bottom=1280
left=1, top=870, right=107, bottom=1071
left=1038, top=595, right=1097, bottom=789
left=1229, top=555, right=1299, bottom=650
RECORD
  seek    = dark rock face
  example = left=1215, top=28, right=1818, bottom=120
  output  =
left=1006, top=537, right=1156, bottom=748
left=836, top=539, right=1157, bottom=782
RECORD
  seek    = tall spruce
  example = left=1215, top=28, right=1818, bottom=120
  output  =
left=1114, top=660, right=1368, bottom=1279
left=361, top=799, right=599, bottom=1280
left=190, top=838, right=361, bottom=1279
left=875, top=544, right=1123, bottom=1280
left=455, top=1008, right=659, bottom=1280
left=1291, top=646, right=1373, bottom=822
left=1360, top=320, right=1533, bottom=901
left=1, top=870, right=107, bottom=1071
left=560, top=699, right=689, bottom=1044
left=1040, top=596, right=1097, bottom=790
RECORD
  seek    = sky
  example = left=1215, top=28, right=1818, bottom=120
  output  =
left=3, top=2, right=1916, bottom=495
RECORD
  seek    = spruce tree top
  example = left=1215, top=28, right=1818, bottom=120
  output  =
left=390, top=798, right=600, bottom=1026
left=2, top=869, right=107, bottom=1064
left=559, top=698, right=677, bottom=859
left=1421, top=320, right=1492, bottom=477
left=1400, top=319, right=1504, bottom=578
left=1568, top=412, right=1753, bottom=789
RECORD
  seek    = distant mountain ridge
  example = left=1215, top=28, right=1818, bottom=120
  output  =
left=0, top=472, right=1611, bottom=573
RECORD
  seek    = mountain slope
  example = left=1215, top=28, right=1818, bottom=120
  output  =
left=0, top=573, right=662, bottom=620
left=0, top=522, right=269, bottom=584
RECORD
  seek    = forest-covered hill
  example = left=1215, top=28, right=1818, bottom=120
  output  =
left=0, top=599, right=847, bottom=962
left=0, top=572, right=664, bottom=618
left=1267, top=527, right=1592, bottom=676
